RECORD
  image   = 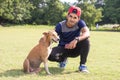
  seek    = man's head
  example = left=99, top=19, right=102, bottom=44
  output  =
left=66, top=6, right=81, bottom=27
left=68, top=6, right=81, bottom=17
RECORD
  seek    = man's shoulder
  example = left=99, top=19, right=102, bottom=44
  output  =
left=56, top=20, right=66, bottom=30
left=55, top=21, right=65, bottom=32
left=78, top=19, right=86, bottom=27
left=78, top=19, right=85, bottom=24
left=59, top=20, right=66, bottom=26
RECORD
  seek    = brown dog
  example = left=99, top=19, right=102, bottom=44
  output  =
left=23, top=31, right=59, bottom=75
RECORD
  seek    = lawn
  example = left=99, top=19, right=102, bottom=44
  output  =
left=0, top=25, right=120, bottom=80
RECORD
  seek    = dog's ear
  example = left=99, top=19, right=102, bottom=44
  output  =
left=43, top=32, right=48, bottom=36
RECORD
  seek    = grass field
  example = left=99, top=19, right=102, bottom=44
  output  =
left=0, top=25, right=120, bottom=80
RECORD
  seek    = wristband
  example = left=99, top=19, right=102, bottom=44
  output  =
left=75, top=37, right=79, bottom=42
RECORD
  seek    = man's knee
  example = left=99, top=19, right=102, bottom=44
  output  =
left=77, top=38, right=90, bottom=47
left=48, top=52, right=64, bottom=62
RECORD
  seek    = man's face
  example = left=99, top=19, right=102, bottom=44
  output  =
left=66, top=13, right=80, bottom=27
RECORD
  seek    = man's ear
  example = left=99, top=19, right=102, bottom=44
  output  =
left=78, top=17, right=80, bottom=20
left=66, top=14, right=69, bottom=19
left=43, top=32, right=48, bottom=36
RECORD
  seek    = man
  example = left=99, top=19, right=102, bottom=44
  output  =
left=48, top=6, right=90, bottom=73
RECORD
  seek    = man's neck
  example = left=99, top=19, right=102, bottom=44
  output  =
left=66, top=22, right=74, bottom=28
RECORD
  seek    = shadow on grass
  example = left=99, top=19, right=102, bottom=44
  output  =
left=48, top=67, right=64, bottom=75
left=0, top=67, right=65, bottom=77
left=0, top=69, right=24, bottom=77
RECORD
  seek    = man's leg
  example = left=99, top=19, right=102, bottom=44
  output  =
left=48, top=39, right=90, bottom=70
left=79, top=39, right=90, bottom=65
left=48, top=46, right=72, bottom=68
left=77, top=39, right=90, bottom=73
left=63, top=39, right=90, bottom=61
left=48, top=46, right=66, bottom=62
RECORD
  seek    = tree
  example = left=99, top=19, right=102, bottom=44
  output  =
left=30, top=0, right=64, bottom=25
left=95, top=0, right=105, bottom=8
left=0, top=0, right=34, bottom=24
left=29, top=0, right=47, bottom=24
left=77, top=1, right=102, bottom=30
left=103, top=0, right=120, bottom=24
left=44, top=0, right=64, bottom=25
left=0, top=0, right=14, bottom=23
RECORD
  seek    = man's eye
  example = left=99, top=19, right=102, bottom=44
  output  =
left=74, top=17, right=77, bottom=19
left=69, top=15, right=72, bottom=18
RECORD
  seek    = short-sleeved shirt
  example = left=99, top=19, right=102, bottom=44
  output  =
left=55, top=19, right=86, bottom=46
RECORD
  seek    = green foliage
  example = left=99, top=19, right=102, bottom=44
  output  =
left=44, top=0, right=64, bottom=25
left=77, top=2, right=102, bottom=30
left=30, top=0, right=64, bottom=25
left=3, top=0, right=120, bottom=25
left=61, top=2, right=70, bottom=20
left=0, top=0, right=14, bottom=20
left=103, top=0, right=120, bottom=24
left=0, top=0, right=34, bottom=24
left=0, top=0, right=65, bottom=25
left=0, top=0, right=103, bottom=25
left=30, top=0, right=47, bottom=24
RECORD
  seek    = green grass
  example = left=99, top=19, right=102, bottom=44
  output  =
left=0, top=25, right=120, bottom=80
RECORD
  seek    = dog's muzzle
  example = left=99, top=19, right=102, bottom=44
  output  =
left=52, top=38, right=59, bottom=43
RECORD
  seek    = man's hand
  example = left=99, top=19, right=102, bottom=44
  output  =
left=65, top=39, right=78, bottom=49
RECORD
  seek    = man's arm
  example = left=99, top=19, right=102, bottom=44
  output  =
left=77, top=26, right=90, bottom=41
left=65, top=26, right=90, bottom=49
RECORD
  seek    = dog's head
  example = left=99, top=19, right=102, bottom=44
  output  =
left=43, top=30, right=59, bottom=43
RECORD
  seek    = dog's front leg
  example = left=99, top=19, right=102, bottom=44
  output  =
left=43, top=60, right=51, bottom=75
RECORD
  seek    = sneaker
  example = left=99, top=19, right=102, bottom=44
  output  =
left=59, top=59, right=67, bottom=69
left=79, top=64, right=89, bottom=73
